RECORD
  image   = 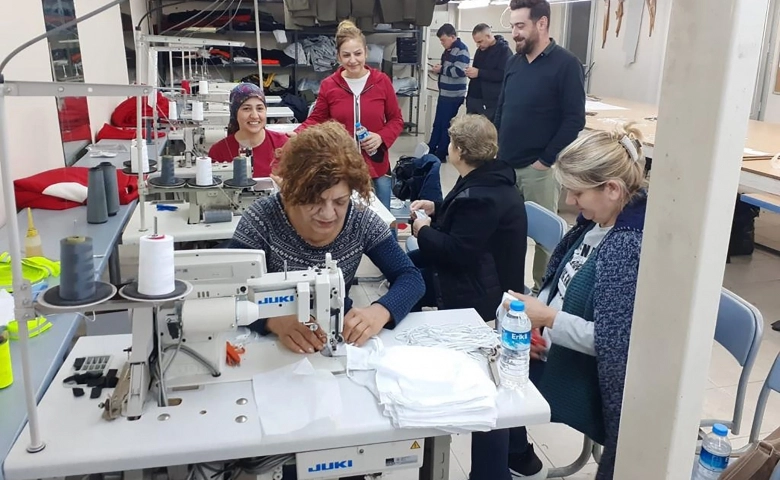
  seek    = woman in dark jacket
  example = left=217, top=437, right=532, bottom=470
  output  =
left=408, top=114, right=527, bottom=320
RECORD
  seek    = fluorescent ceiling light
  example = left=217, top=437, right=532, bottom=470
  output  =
left=459, top=0, right=491, bottom=9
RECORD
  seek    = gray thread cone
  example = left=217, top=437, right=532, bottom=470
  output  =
left=87, top=167, right=108, bottom=224
left=99, top=162, right=120, bottom=216
left=59, top=236, right=96, bottom=301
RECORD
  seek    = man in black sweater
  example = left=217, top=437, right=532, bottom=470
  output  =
left=466, top=24, right=513, bottom=123
left=494, top=0, right=585, bottom=294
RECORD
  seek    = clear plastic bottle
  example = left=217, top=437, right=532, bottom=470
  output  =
left=355, top=122, right=377, bottom=156
left=693, top=424, right=732, bottom=480
left=499, top=300, right=532, bottom=390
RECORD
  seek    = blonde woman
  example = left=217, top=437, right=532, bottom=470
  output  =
left=486, top=123, right=648, bottom=480
left=409, top=114, right=527, bottom=321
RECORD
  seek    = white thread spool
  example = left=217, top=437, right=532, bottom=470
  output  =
left=168, top=100, right=178, bottom=120
left=195, top=156, right=213, bottom=185
left=131, top=140, right=150, bottom=173
left=137, top=234, right=175, bottom=296
left=148, top=90, right=157, bottom=109
left=192, top=101, right=204, bottom=121
left=198, top=80, right=209, bottom=95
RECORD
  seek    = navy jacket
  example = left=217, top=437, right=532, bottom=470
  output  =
left=416, top=160, right=527, bottom=320
left=467, top=35, right=512, bottom=106
left=494, top=40, right=585, bottom=168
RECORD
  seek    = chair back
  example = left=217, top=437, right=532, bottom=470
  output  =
left=715, top=289, right=763, bottom=367
left=525, top=201, right=568, bottom=253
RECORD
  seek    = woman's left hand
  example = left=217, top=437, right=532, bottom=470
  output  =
left=412, top=216, right=431, bottom=237
left=343, top=304, right=391, bottom=346
left=503, top=290, right=557, bottom=329
left=360, top=133, right=383, bottom=153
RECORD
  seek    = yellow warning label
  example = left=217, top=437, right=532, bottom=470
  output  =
left=411, top=441, right=421, bottom=450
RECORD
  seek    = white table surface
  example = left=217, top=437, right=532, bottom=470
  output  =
left=0, top=138, right=169, bottom=480
left=4, top=309, right=551, bottom=479
left=121, top=194, right=397, bottom=245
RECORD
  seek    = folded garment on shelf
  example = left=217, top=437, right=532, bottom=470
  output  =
left=393, top=77, right=419, bottom=95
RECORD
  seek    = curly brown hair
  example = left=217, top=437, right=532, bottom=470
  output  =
left=274, top=121, right=373, bottom=206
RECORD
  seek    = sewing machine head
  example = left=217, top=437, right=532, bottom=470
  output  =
left=156, top=250, right=346, bottom=391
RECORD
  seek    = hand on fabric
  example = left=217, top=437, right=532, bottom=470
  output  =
left=267, top=315, right=327, bottom=354
left=432, top=64, right=442, bottom=74
left=465, top=66, right=479, bottom=79
left=412, top=217, right=431, bottom=237
left=360, top=133, right=383, bottom=153
left=531, top=160, right=549, bottom=171
left=343, top=304, right=391, bottom=346
left=410, top=200, right=435, bottom=216
left=504, top=290, right=557, bottom=330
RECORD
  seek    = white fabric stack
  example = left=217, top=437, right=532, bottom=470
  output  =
left=347, top=341, right=498, bottom=433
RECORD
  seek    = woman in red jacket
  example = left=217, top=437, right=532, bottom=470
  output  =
left=295, top=20, right=404, bottom=209
left=208, top=83, right=288, bottom=178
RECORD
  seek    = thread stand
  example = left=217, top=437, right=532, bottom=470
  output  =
left=118, top=279, right=192, bottom=303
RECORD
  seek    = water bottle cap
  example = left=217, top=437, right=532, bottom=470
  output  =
left=712, top=424, right=728, bottom=437
left=509, top=300, right=525, bottom=312
left=355, top=122, right=362, bottom=128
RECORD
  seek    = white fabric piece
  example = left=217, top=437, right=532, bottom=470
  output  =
left=374, top=346, right=497, bottom=433
left=252, top=358, right=341, bottom=435
left=42, top=182, right=88, bottom=203
left=0, top=290, right=13, bottom=327
left=367, top=44, right=384, bottom=65
left=273, top=30, right=288, bottom=44
left=346, top=337, right=384, bottom=372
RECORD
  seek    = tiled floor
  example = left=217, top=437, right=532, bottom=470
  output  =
left=347, top=135, right=780, bottom=479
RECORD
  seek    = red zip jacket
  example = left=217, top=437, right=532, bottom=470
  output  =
left=296, top=67, right=404, bottom=179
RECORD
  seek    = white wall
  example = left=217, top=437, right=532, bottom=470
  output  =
left=587, top=0, right=672, bottom=104
left=758, top=4, right=780, bottom=123
left=74, top=0, right=129, bottom=139
left=0, top=2, right=65, bottom=228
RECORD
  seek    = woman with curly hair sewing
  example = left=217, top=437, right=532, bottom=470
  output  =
left=229, top=121, right=424, bottom=355
left=471, top=123, right=648, bottom=480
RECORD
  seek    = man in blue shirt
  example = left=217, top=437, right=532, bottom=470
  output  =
left=494, top=0, right=586, bottom=293
left=428, top=23, right=470, bottom=162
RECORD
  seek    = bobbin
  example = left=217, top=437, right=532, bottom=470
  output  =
left=223, top=156, right=257, bottom=189
left=148, top=155, right=185, bottom=188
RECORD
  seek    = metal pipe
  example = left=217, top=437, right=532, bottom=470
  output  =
left=0, top=87, right=46, bottom=453
left=253, top=0, right=264, bottom=83
left=135, top=29, right=148, bottom=233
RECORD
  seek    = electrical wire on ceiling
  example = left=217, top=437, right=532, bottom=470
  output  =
left=159, top=0, right=225, bottom=35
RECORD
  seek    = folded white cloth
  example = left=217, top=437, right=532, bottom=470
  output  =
left=347, top=343, right=498, bottom=433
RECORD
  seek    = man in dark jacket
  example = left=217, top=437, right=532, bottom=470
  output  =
left=466, top=24, right=512, bottom=123
left=495, top=0, right=586, bottom=294
left=407, top=114, right=527, bottom=321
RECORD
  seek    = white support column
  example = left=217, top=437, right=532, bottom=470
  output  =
left=615, top=0, right=770, bottom=478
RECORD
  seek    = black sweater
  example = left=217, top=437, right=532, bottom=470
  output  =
left=416, top=160, right=527, bottom=319
left=494, top=40, right=586, bottom=168
left=467, top=35, right=512, bottom=105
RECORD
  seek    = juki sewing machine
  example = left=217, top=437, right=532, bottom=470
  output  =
left=102, top=249, right=347, bottom=421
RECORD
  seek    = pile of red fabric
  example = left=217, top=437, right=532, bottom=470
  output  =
left=96, top=124, right=166, bottom=142
left=110, top=91, right=170, bottom=127
left=14, top=167, right=139, bottom=211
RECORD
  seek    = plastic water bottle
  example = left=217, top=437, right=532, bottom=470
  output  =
left=499, top=300, right=532, bottom=390
left=355, top=122, right=377, bottom=156
left=693, top=424, right=732, bottom=480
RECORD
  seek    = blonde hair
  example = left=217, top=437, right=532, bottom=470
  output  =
left=336, top=20, right=366, bottom=53
left=554, top=123, right=647, bottom=202
left=448, top=114, right=499, bottom=167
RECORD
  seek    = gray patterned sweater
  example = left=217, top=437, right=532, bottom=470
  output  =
left=230, top=194, right=425, bottom=325
left=540, top=191, right=647, bottom=480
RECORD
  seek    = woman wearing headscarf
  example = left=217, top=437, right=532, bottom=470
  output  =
left=208, top=82, right=288, bottom=177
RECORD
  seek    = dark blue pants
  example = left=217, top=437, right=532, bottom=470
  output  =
left=470, top=361, right=546, bottom=480
left=428, top=96, right=464, bottom=162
